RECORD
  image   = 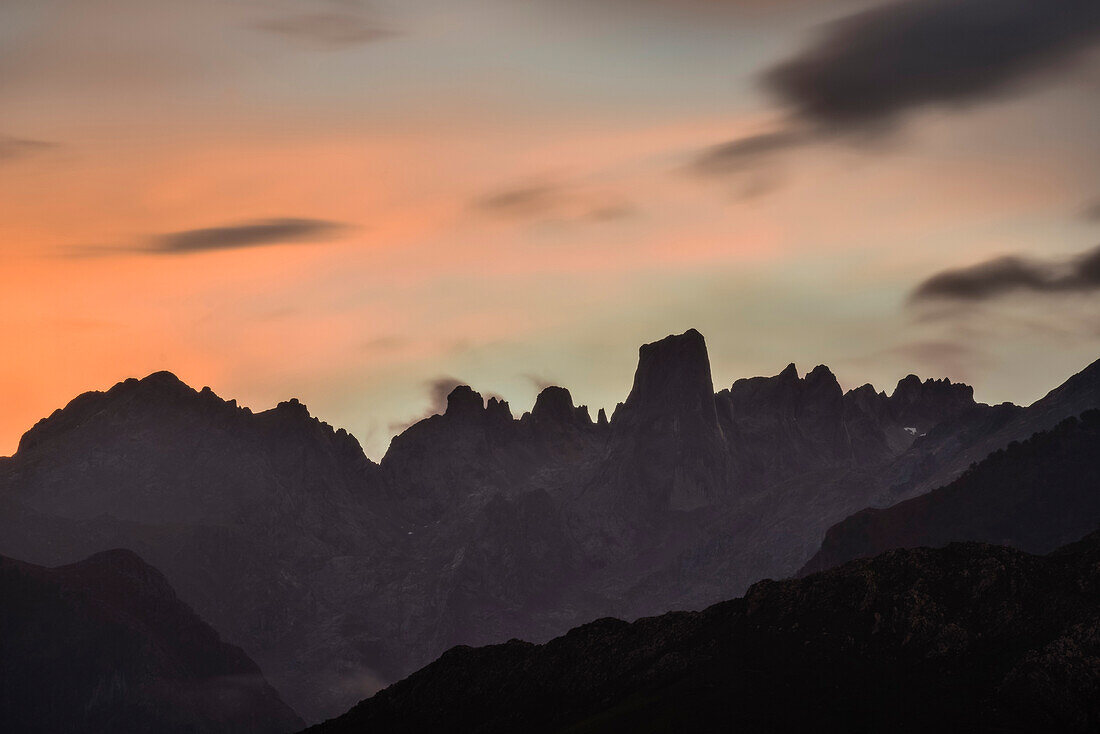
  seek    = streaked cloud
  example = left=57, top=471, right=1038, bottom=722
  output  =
left=474, top=180, right=635, bottom=225
left=148, top=218, right=350, bottom=254
left=911, top=243, right=1100, bottom=303
left=690, top=130, right=806, bottom=176
left=475, top=184, right=562, bottom=218
left=696, top=0, right=1100, bottom=186
left=0, top=135, right=57, bottom=164
left=252, top=12, right=394, bottom=48
left=765, top=0, right=1100, bottom=129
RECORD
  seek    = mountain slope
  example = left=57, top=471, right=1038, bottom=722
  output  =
left=801, top=409, right=1100, bottom=575
left=0, top=549, right=302, bottom=734
left=305, top=531, right=1100, bottom=734
left=0, top=373, right=403, bottom=722
left=1, top=331, right=1098, bottom=722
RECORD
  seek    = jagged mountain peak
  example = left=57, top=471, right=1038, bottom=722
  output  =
left=890, top=373, right=974, bottom=402
left=887, top=373, right=977, bottom=431
left=804, top=364, right=841, bottom=393
left=445, top=385, right=485, bottom=417
left=486, top=396, right=513, bottom=423
left=532, top=386, right=576, bottom=421
left=620, top=328, right=716, bottom=419
left=778, top=362, right=799, bottom=381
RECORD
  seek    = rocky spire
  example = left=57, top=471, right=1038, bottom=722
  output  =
left=605, top=329, right=730, bottom=512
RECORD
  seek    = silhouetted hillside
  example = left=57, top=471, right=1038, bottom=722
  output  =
left=802, top=410, right=1100, bottom=575
left=306, top=531, right=1100, bottom=734
left=0, top=549, right=301, bottom=734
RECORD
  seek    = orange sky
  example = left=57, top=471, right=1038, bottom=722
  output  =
left=2, top=0, right=1100, bottom=457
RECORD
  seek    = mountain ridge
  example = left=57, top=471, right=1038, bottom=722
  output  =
left=2, top=329, right=1098, bottom=722
left=303, top=529, right=1100, bottom=734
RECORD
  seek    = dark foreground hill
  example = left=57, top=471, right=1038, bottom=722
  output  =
left=0, top=549, right=302, bottom=734
left=306, top=531, right=1100, bottom=734
left=801, top=409, right=1100, bottom=575
left=1, top=330, right=1098, bottom=721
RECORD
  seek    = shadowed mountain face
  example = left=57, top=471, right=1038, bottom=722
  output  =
left=304, top=532, right=1100, bottom=734
left=802, top=409, right=1100, bottom=575
left=1, top=331, right=1098, bottom=722
left=0, top=549, right=302, bottom=734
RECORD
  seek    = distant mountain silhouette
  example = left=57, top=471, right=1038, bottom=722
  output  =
left=0, top=549, right=301, bottom=734
left=1, top=331, right=1098, bottom=722
left=801, top=409, right=1100, bottom=575
left=304, top=531, right=1100, bottom=734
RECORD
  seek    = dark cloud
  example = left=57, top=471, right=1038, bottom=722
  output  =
left=147, top=218, right=348, bottom=254
left=0, top=135, right=58, bottom=163
left=694, top=0, right=1100, bottom=184
left=764, top=0, right=1100, bottom=129
left=252, top=12, right=393, bottom=48
left=690, top=130, right=806, bottom=176
left=911, top=243, right=1100, bottom=303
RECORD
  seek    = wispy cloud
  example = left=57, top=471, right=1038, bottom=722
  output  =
left=0, top=135, right=58, bottom=164
left=690, top=130, right=806, bottom=176
left=252, top=12, right=394, bottom=48
left=149, top=218, right=348, bottom=254
left=911, top=243, right=1100, bottom=303
left=694, top=0, right=1100, bottom=184
left=475, top=184, right=562, bottom=218
left=69, top=218, right=351, bottom=258
left=473, top=181, right=634, bottom=224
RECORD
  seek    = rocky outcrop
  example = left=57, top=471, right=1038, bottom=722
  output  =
left=0, top=549, right=302, bottom=734
left=305, top=531, right=1100, bottom=734
left=888, top=374, right=977, bottom=432
left=600, top=329, right=731, bottom=512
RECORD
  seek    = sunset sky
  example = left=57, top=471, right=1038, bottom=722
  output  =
left=3, top=0, right=1100, bottom=458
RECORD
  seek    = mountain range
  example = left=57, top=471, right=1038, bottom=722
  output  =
left=2, top=329, right=1099, bottom=722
